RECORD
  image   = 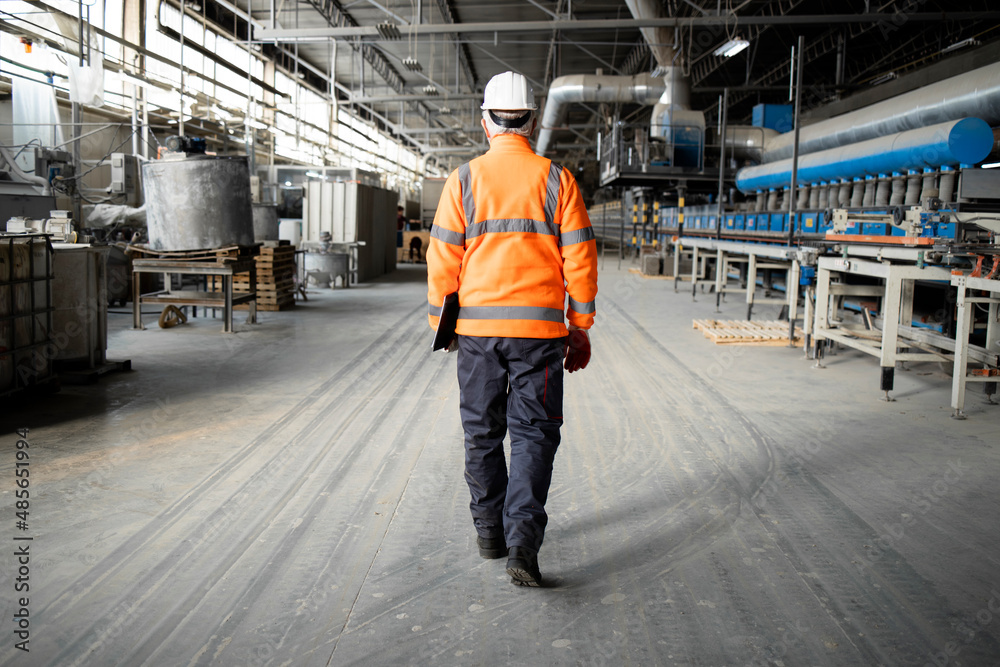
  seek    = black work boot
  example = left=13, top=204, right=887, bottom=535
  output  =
left=477, top=536, right=508, bottom=559
left=506, top=546, right=542, bottom=587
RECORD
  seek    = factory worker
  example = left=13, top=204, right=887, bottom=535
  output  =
left=426, top=70, right=598, bottom=587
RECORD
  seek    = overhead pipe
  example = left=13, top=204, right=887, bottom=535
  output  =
left=626, top=0, right=699, bottom=149
left=624, top=0, right=676, bottom=74
left=736, top=117, right=993, bottom=193
left=534, top=73, right=665, bottom=156
left=719, top=126, right=779, bottom=161
left=762, top=62, right=1000, bottom=162
left=535, top=0, right=688, bottom=157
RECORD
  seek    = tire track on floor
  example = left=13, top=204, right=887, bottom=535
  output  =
left=150, top=344, right=454, bottom=667
left=605, top=297, right=999, bottom=664
left=32, top=305, right=432, bottom=666
left=565, top=299, right=772, bottom=578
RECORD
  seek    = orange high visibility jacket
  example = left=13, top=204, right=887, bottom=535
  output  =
left=427, top=134, right=598, bottom=339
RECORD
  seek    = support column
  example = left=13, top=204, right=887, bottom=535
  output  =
left=745, top=253, right=758, bottom=320
left=951, top=279, right=972, bottom=418
left=878, top=272, right=904, bottom=399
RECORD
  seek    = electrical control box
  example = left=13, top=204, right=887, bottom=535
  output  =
left=109, top=153, right=140, bottom=206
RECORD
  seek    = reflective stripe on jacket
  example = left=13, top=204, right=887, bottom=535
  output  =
left=427, top=134, right=598, bottom=339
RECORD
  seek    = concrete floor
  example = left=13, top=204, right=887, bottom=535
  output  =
left=1, top=259, right=999, bottom=666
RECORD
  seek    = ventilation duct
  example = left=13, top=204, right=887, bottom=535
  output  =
left=624, top=0, right=676, bottom=75
left=718, top=126, right=779, bottom=162
left=535, top=0, right=697, bottom=157
left=534, top=74, right=665, bottom=156
left=762, top=62, right=1000, bottom=162
left=737, top=117, right=993, bottom=193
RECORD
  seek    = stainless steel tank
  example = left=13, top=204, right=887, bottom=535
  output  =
left=302, top=241, right=350, bottom=288
left=251, top=203, right=280, bottom=241
left=142, top=155, right=254, bottom=251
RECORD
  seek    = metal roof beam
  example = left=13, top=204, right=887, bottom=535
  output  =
left=256, top=13, right=1000, bottom=42
left=351, top=93, right=480, bottom=103
left=432, top=0, right=478, bottom=91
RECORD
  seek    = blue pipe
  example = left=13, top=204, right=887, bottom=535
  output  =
left=736, top=118, right=993, bottom=194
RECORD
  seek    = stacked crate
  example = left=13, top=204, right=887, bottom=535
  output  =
left=1, top=234, right=55, bottom=397
left=210, top=244, right=296, bottom=311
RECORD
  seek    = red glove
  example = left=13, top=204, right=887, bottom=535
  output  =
left=565, top=329, right=591, bottom=373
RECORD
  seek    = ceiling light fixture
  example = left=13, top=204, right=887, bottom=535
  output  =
left=714, top=38, right=749, bottom=58
left=941, top=38, right=980, bottom=54
left=421, top=85, right=439, bottom=95
left=403, top=57, right=422, bottom=72
left=376, top=22, right=402, bottom=40
left=869, top=72, right=897, bottom=86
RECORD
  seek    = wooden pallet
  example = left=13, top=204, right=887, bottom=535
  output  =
left=256, top=247, right=295, bottom=266
left=207, top=245, right=296, bottom=310
left=128, top=244, right=260, bottom=264
left=693, top=319, right=803, bottom=346
left=234, top=295, right=295, bottom=311
left=211, top=276, right=295, bottom=290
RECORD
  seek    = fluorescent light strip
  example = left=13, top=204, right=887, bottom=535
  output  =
left=714, top=39, right=749, bottom=58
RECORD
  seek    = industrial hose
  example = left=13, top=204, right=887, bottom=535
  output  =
left=0, top=144, right=50, bottom=194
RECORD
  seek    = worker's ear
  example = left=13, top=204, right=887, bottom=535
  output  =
left=481, top=118, right=491, bottom=141
left=529, top=117, right=538, bottom=137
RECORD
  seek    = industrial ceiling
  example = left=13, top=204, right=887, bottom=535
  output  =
left=217, top=0, right=999, bottom=179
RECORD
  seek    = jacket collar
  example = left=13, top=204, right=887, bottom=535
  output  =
left=487, top=133, right=535, bottom=154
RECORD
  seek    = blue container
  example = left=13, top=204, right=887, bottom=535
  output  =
left=735, top=214, right=746, bottom=231
left=674, top=126, right=703, bottom=168
left=800, top=266, right=817, bottom=285
left=800, top=213, right=818, bottom=233
left=935, top=222, right=957, bottom=238
left=752, top=104, right=794, bottom=133
left=769, top=213, right=785, bottom=232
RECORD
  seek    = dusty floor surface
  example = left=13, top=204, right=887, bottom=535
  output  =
left=1, top=259, right=998, bottom=666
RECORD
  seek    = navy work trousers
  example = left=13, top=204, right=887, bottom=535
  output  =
left=456, top=335, right=565, bottom=552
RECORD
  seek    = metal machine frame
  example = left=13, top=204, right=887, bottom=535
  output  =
left=813, top=253, right=954, bottom=398
left=951, top=273, right=1000, bottom=418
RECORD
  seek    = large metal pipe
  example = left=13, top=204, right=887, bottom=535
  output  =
left=763, top=62, right=1000, bottom=162
left=736, top=117, right=993, bottom=193
left=535, top=0, right=685, bottom=157
left=624, top=0, right=675, bottom=72
left=719, top=126, right=779, bottom=161
left=534, top=74, right=665, bottom=156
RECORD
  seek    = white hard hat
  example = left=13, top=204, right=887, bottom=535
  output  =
left=481, top=71, right=537, bottom=111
